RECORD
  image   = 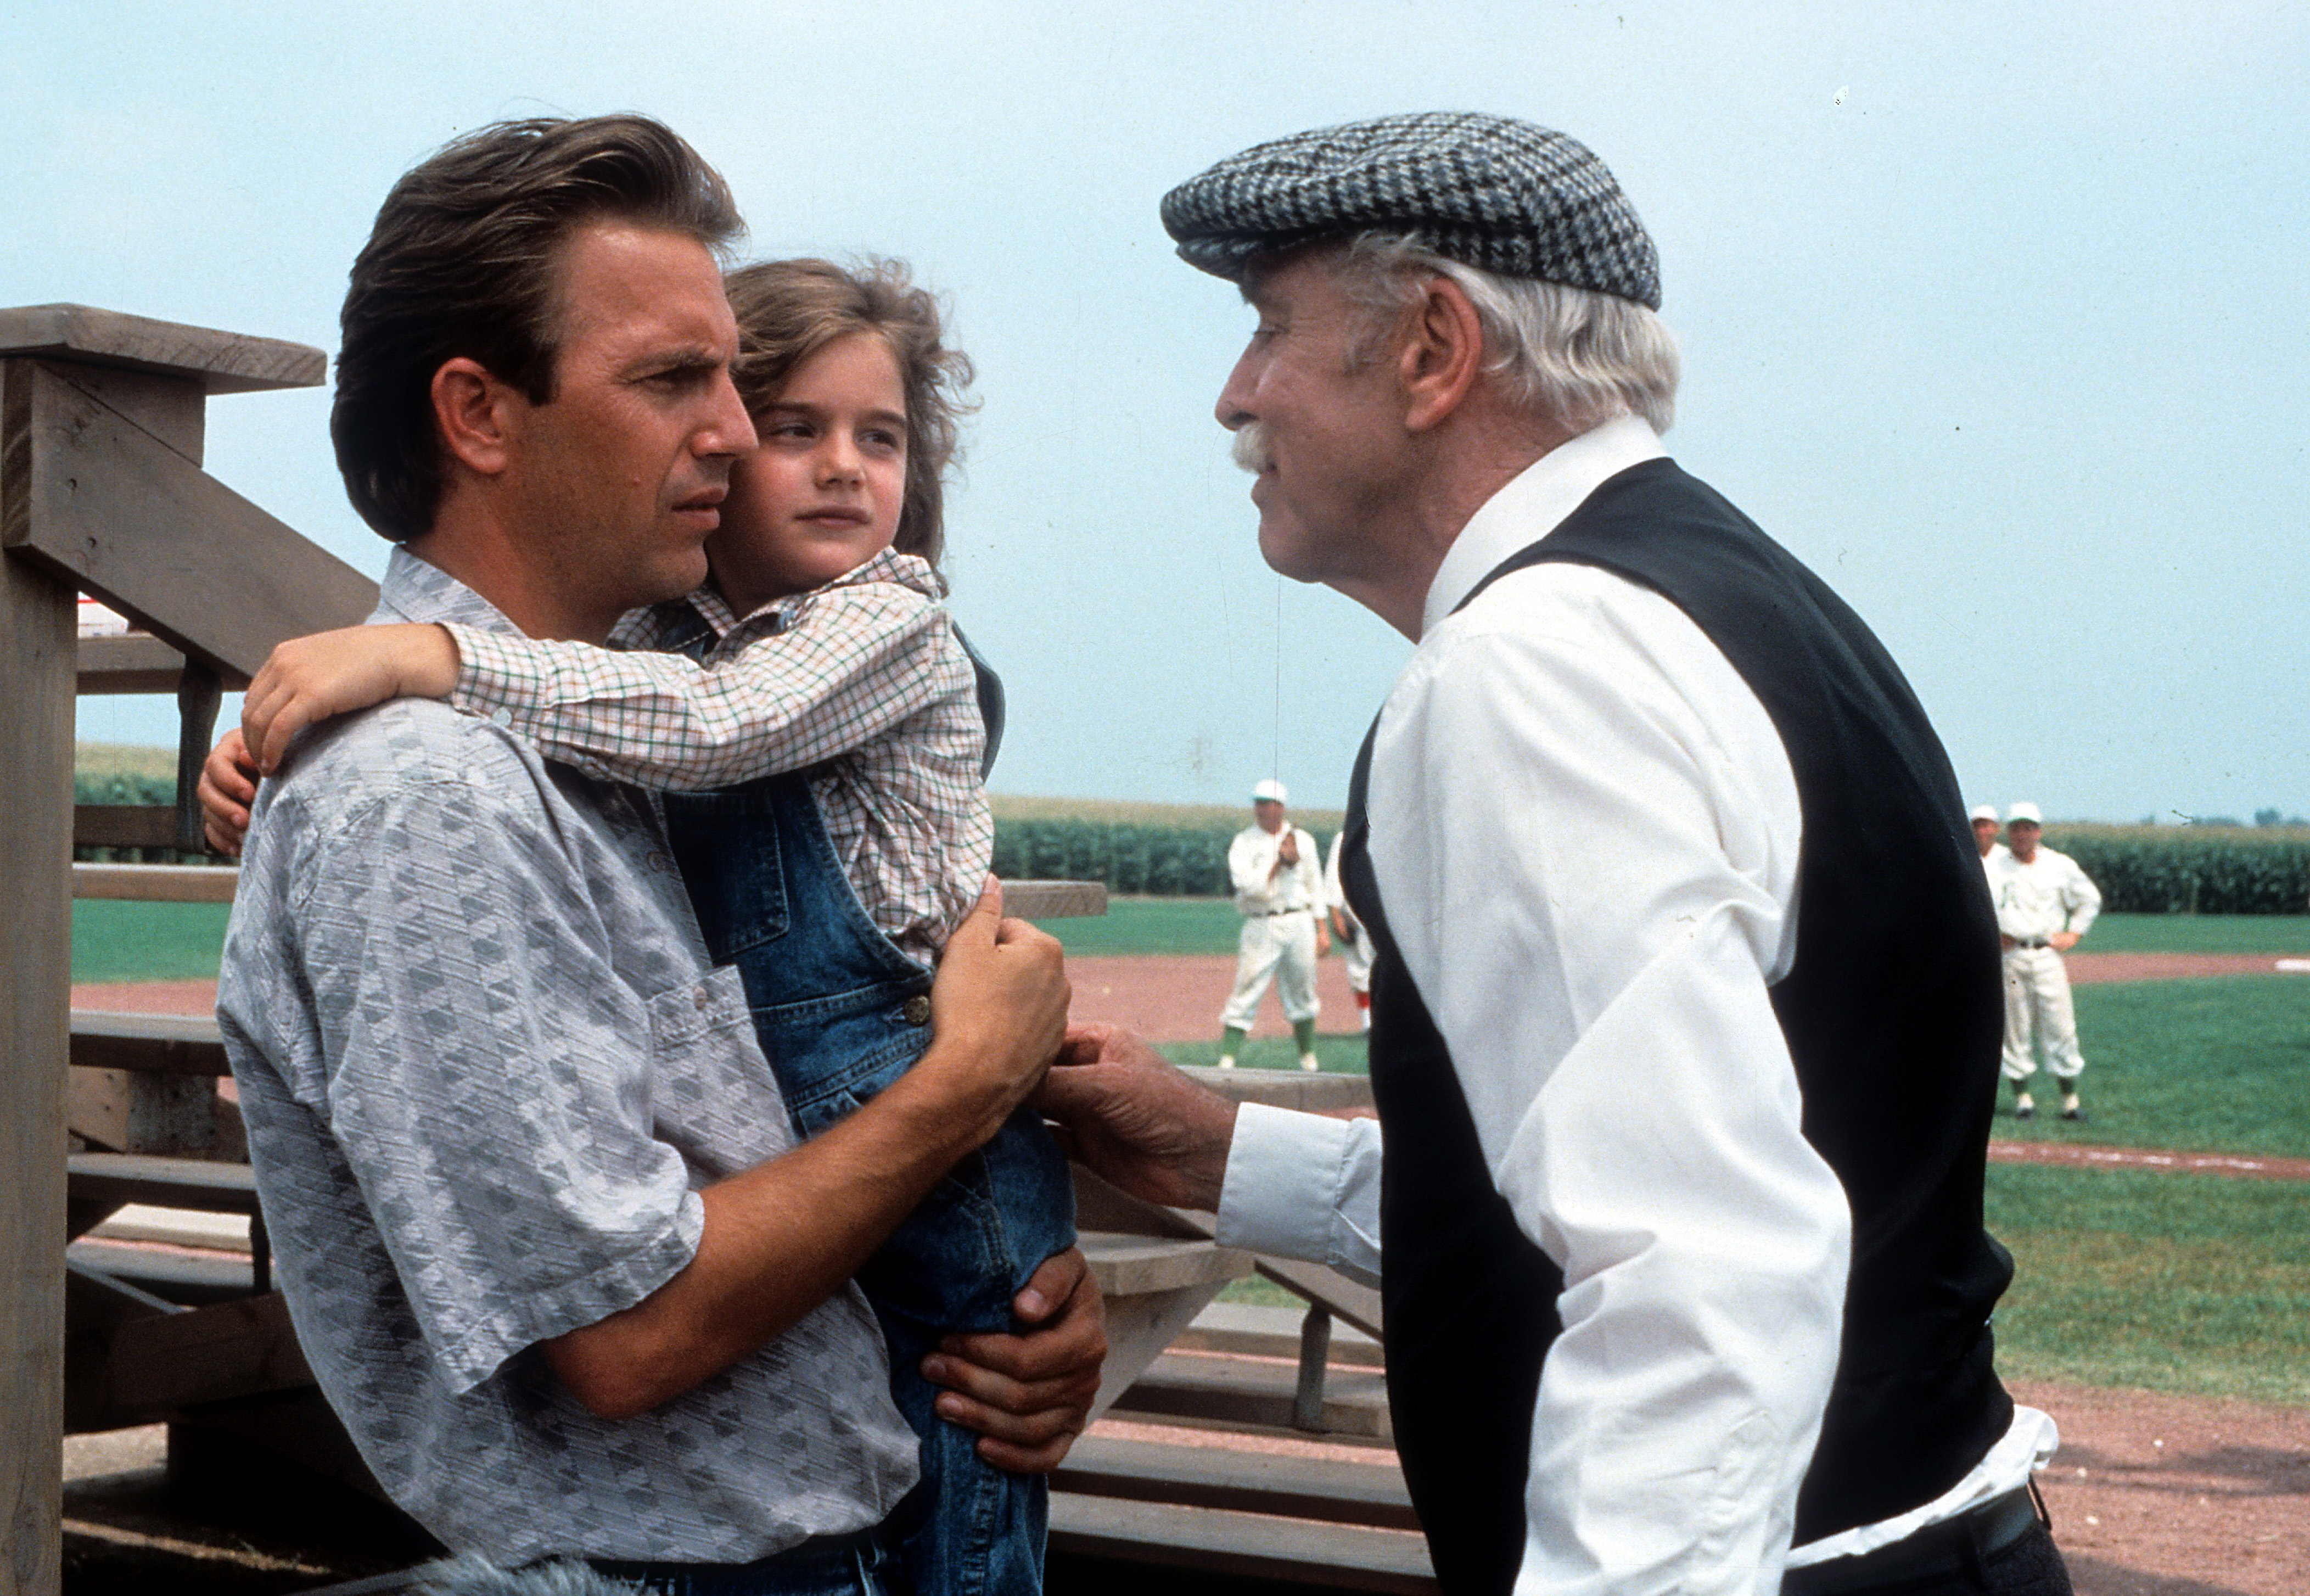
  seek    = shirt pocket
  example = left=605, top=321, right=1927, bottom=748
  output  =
left=645, top=965, right=797, bottom=1172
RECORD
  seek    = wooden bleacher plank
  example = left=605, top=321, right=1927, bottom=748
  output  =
left=1078, top=1231, right=1251, bottom=1296
left=70, top=1011, right=228, bottom=1076
left=108, top=1291, right=312, bottom=1415
left=72, top=803, right=180, bottom=852
left=1074, top=1166, right=1384, bottom=1342
left=68, top=1151, right=257, bottom=1214
left=1109, top=1351, right=1393, bottom=1443
left=1051, top=1491, right=1435, bottom=1593
left=1058, top=1433, right=1418, bottom=1532
left=1174, top=1301, right=1383, bottom=1368
left=71, top=861, right=238, bottom=902
left=77, top=631, right=210, bottom=694
left=0, top=304, right=326, bottom=395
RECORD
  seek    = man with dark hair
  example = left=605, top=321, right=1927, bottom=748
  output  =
left=212, top=116, right=1100, bottom=1587
left=1044, top=114, right=2068, bottom=1595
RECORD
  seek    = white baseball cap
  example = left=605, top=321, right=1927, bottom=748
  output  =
left=1969, top=804, right=2000, bottom=824
left=2006, top=802, right=2044, bottom=825
left=1252, top=779, right=1288, bottom=805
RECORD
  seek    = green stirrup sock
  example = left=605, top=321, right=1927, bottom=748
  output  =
left=1292, top=1018, right=1317, bottom=1054
left=1222, top=1026, right=1249, bottom=1054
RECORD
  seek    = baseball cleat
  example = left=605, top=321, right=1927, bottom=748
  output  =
left=1299, top=1054, right=1320, bottom=1072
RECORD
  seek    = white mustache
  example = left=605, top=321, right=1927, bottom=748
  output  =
left=1231, top=421, right=1273, bottom=474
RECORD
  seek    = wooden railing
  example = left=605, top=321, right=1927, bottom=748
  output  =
left=3, top=304, right=366, bottom=1596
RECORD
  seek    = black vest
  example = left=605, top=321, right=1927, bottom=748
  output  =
left=1340, top=459, right=2013, bottom=1593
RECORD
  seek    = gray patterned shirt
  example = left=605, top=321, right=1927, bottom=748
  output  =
left=217, top=548, right=919, bottom=1565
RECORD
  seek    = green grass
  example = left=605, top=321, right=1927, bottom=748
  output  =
left=1157, top=1035, right=1370, bottom=1074
left=1985, top=1164, right=2310, bottom=1403
left=2079, top=912, right=2310, bottom=954
left=72, top=900, right=232, bottom=984
left=1995, top=976, right=2310, bottom=1158
left=1219, top=1156, right=2310, bottom=1404
left=1029, top=897, right=1247, bottom=956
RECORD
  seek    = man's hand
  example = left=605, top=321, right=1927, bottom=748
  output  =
left=1035, top=1023, right=1239, bottom=1212
left=2049, top=930, right=2082, bottom=953
left=196, top=729, right=262, bottom=856
left=241, top=623, right=461, bottom=774
left=1315, top=921, right=1332, bottom=958
left=923, top=1246, right=1107, bottom=1474
left=917, top=881, right=1071, bottom=1149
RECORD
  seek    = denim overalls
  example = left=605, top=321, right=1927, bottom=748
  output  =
left=657, top=615, right=1074, bottom=1596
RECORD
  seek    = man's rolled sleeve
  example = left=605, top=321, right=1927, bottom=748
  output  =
left=1216, top=1102, right=1382, bottom=1287
left=294, top=766, right=707, bottom=1393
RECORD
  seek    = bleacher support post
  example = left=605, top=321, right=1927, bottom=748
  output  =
left=0, top=378, right=75, bottom=1595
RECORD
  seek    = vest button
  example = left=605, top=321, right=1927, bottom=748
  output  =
left=902, top=995, right=933, bottom=1026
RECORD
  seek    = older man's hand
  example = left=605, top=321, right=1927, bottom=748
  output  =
left=1035, top=1023, right=1240, bottom=1212
left=923, top=1246, right=1107, bottom=1474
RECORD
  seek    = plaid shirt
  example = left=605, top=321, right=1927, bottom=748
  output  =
left=445, top=550, right=990, bottom=963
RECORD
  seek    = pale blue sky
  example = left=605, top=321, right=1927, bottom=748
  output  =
left=8, top=1, right=2303, bottom=820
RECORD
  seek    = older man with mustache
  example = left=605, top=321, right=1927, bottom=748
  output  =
left=1045, top=113, right=2070, bottom=1596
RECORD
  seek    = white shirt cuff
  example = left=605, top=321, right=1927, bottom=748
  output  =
left=1214, top=1102, right=1382, bottom=1284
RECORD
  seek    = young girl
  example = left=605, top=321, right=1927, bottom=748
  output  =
left=221, top=257, right=1073, bottom=1596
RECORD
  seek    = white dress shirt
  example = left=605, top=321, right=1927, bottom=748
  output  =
left=1990, top=847, right=2102, bottom=945
left=1215, top=415, right=2054, bottom=1592
left=1229, top=823, right=1326, bottom=916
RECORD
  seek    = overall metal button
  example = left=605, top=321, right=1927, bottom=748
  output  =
left=692, top=984, right=710, bottom=1010
left=901, top=995, right=933, bottom=1026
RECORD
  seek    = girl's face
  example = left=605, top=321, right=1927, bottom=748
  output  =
left=708, top=330, right=909, bottom=614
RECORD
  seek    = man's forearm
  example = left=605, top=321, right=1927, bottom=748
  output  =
left=543, top=1044, right=1013, bottom=1418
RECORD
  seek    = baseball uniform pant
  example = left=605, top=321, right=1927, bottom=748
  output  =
left=1221, top=910, right=1321, bottom=1031
left=2001, top=947, right=2085, bottom=1083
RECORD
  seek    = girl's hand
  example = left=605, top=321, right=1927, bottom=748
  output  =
left=241, top=624, right=461, bottom=773
left=195, top=727, right=262, bottom=856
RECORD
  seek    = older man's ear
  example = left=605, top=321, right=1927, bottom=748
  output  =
left=1397, top=274, right=1487, bottom=435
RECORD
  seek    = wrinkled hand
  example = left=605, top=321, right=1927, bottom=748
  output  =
left=195, top=728, right=262, bottom=856
left=1034, top=1022, right=1238, bottom=1212
left=923, top=881, right=1071, bottom=1147
left=241, top=623, right=461, bottom=774
left=923, top=1246, right=1107, bottom=1473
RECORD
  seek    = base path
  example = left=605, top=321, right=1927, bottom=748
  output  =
left=1066, top=955, right=1367, bottom=1040
left=2066, top=952, right=2305, bottom=983
left=1987, top=1141, right=2310, bottom=1181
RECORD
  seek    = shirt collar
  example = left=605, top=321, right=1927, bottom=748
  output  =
left=1420, top=413, right=1667, bottom=636
left=374, top=545, right=526, bottom=635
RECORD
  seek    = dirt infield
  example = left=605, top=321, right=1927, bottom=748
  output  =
left=75, top=948, right=2306, bottom=1037
left=1987, top=1141, right=2310, bottom=1181
left=2066, top=953, right=2305, bottom=984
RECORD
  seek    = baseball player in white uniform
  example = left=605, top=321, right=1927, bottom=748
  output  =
left=1971, top=803, right=2008, bottom=872
left=1989, top=802, right=2103, bottom=1120
left=1218, top=780, right=1329, bottom=1071
left=1322, top=830, right=1373, bottom=1032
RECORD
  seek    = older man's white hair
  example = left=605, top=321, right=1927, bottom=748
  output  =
left=1331, top=231, right=1680, bottom=435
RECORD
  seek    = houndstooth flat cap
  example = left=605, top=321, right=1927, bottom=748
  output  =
left=1160, top=111, right=1661, bottom=309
